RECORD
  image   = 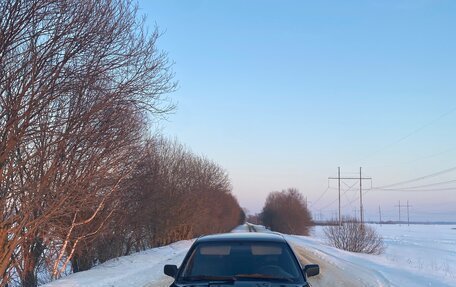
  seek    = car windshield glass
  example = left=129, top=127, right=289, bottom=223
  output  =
left=179, top=242, right=304, bottom=283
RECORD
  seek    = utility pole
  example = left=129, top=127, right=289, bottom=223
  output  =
left=327, top=167, right=342, bottom=226
left=378, top=205, right=382, bottom=226
left=395, top=201, right=406, bottom=225
left=338, top=167, right=341, bottom=225
left=360, top=167, right=363, bottom=224
left=406, top=201, right=412, bottom=226
left=328, top=167, right=341, bottom=225
left=353, top=208, right=359, bottom=220
left=329, top=167, right=372, bottom=226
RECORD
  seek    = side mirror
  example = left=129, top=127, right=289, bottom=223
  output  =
left=304, top=264, right=320, bottom=277
left=164, top=264, right=178, bottom=278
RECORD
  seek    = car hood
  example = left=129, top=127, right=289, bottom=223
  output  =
left=171, top=282, right=309, bottom=287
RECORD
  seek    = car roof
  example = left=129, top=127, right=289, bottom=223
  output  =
left=196, top=232, right=287, bottom=243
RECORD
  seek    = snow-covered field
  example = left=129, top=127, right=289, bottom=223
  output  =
left=287, top=223, right=456, bottom=287
left=309, top=224, right=456, bottom=285
left=42, top=223, right=456, bottom=287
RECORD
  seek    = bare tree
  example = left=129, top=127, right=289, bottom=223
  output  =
left=0, top=0, right=175, bottom=285
left=59, top=137, right=243, bottom=276
left=260, top=188, right=312, bottom=235
left=324, top=217, right=385, bottom=255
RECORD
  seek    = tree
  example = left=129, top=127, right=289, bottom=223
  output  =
left=260, top=188, right=312, bottom=235
left=0, top=0, right=175, bottom=285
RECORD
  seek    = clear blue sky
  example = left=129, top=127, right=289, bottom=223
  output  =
left=139, top=0, right=456, bottom=221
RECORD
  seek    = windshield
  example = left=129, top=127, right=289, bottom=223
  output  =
left=178, top=242, right=304, bottom=283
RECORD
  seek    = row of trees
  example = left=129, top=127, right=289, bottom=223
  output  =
left=259, top=188, right=313, bottom=235
left=0, top=1, right=243, bottom=286
left=69, top=138, right=244, bottom=273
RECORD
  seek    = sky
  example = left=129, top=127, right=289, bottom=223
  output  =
left=139, top=0, right=456, bottom=222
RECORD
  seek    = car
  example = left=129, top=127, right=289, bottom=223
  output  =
left=163, top=232, right=320, bottom=287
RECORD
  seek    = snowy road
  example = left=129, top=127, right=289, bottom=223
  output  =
left=43, top=223, right=456, bottom=287
left=146, top=224, right=388, bottom=287
left=250, top=225, right=390, bottom=287
left=144, top=276, right=173, bottom=287
left=290, top=241, right=390, bottom=287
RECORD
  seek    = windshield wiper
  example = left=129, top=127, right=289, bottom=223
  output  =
left=235, top=275, right=294, bottom=282
left=180, top=275, right=236, bottom=283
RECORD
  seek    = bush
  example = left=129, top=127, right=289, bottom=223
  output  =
left=260, top=188, right=312, bottom=235
left=324, top=218, right=385, bottom=254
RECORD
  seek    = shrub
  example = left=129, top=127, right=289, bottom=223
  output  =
left=324, top=218, right=385, bottom=254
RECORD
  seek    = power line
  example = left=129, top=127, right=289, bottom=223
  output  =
left=374, top=165, right=456, bottom=189
left=408, top=210, right=456, bottom=215
left=341, top=180, right=371, bottom=209
left=401, top=146, right=456, bottom=165
left=317, top=196, right=338, bottom=211
left=385, top=179, right=456, bottom=190
left=310, top=184, right=330, bottom=208
left=350, top=106, right=456, bottom=165
left=311, top=177, right=363, bottom=209
left=372, top=146, right=456, bottom=169
left=378, top=187, right=456, bottom=192
left=323, top=179, right=375, bottom=211
left=343, top=187, right=355, bottom=204
left=321, top=180, right=359, bottom=210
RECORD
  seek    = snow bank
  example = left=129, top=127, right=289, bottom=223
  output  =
left=42, top=240, right=193, bottom=287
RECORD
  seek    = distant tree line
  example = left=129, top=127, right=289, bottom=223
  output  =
left=258, top=188, right=313, bottom=235
left=0, top=1, right=243, bottom=286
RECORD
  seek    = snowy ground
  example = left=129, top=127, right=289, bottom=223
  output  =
left=42, top=223, right=456, bottom=287
left=43, top=240, right=193, bottom=287
left=296, top=224, right=456, bottom=287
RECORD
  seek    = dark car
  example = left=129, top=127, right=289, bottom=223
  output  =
left=164, top=232, right=319, bottom=287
